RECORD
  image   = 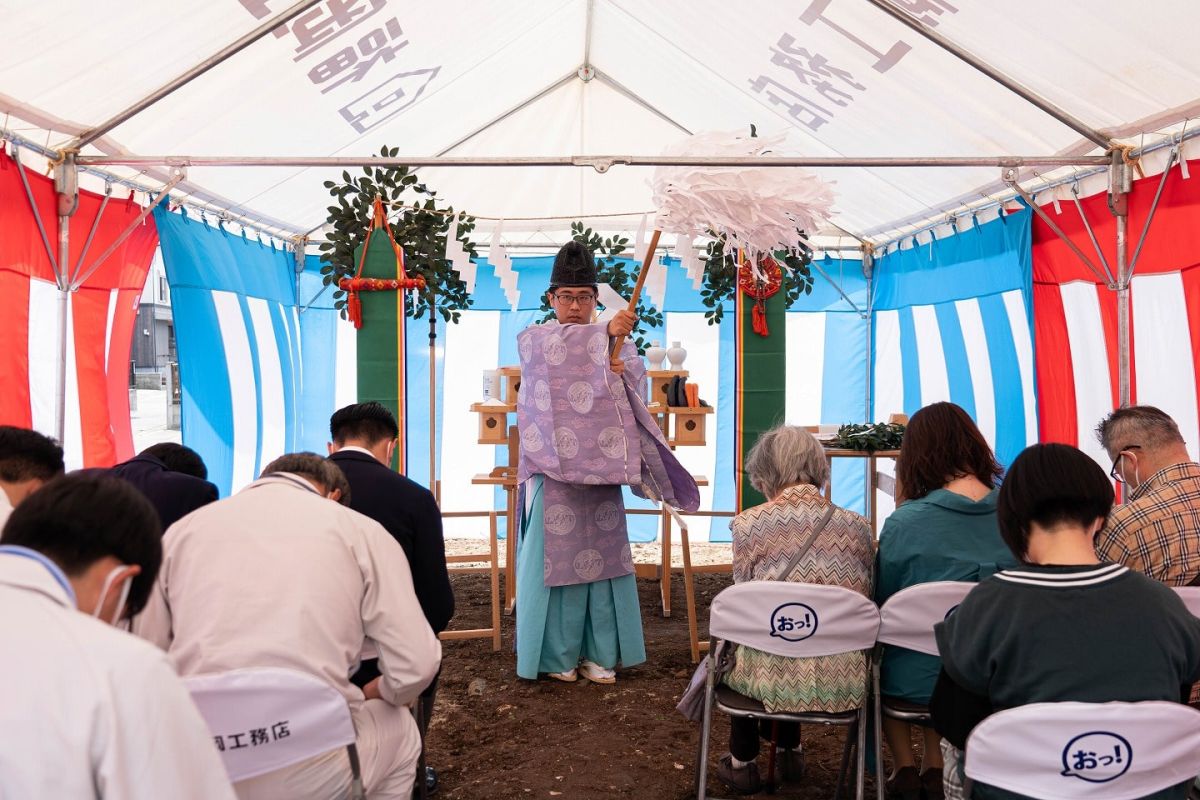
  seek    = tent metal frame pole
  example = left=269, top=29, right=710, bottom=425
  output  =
left=866, top=126, right=1200, bottom=251
left=864, top=0, right=1110, bottom=149
left=1067, top=184, right=1117, bottom=286
left=594, top=70, right=694, bottom=136
left=72, top=170, right=185, bottom=290
left=4, top=129, right=304, bottom=242
left=428, top=310, right=437, bottom=503
left=811, top=257, right=866, bottom=317
left=54, top=154, right=79, bottom=445
left=70, top=0, right=324, bottom=150
left=77, top=154, right=1111, bottom=169
left=69, top=184, right=112, bottom=287
left=863, top=247, right=874, bottom=420
left=1109, top=152, right=1132, bottom=407
left=1127, top=147, right=1179, bottom=279
left=432, top=73, right=578, bottom=160
left=863, top=248, right=875, bottom=514
left=583, top=0, right=596, bottom=66
left=12, top=148, right=61, bottom=278
left=1004, top=176, right=1113, bottom=287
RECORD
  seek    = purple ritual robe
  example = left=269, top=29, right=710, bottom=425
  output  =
left=517, top=321, right=700, bottom=587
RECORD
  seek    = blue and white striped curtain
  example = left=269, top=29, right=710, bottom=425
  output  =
left=161, top=210, right=1037, bottom=534
left=871, top=209, right=1038, bottom=490
left=156, top=208, right=349, bottom=497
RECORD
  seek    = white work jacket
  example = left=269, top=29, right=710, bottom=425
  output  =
left=0, top=546, right=236, bottom=799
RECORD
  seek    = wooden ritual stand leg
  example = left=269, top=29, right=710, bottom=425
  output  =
left=504, top=486, right=517, bottom=616
left=660, top=505, right=673, bottom=617
left=868, top=453, right=879, bottom=539
left=504, top=425, right=518, bottom=616
left=679, top=519, right=700, bottom=663
left=489, top=511, right=501, bottom=650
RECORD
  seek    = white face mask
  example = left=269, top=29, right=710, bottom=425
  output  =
left=91, top=564, right=133, bottom=626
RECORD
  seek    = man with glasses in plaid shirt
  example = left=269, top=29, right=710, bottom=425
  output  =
left=1095, top=405, right=1200, bottom=587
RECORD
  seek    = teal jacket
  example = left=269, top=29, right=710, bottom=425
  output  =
left=875, top=488, right=1016, bottom=704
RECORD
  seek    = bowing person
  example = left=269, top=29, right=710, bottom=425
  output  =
left=136, top=453, right=441, bottom=800
left=0, top=474, right=234, bottom=799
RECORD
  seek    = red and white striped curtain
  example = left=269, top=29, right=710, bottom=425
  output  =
left=1034, top=157, right=1200, bottom=466
left=0, top=150, right=159, bottom=468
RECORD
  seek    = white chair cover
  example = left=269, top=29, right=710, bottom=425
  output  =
left=964, top=701, right=1200, bottom=800
left=877, top=581, right=975, bottom=656
left=185, top=666, right=358, bottom=783
left=1171, top=586, right=1200, bottom=619
left=708, top=582, right=879, bottom=658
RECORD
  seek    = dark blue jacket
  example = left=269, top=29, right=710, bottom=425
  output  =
left=108, top=455, right=218, bottom=532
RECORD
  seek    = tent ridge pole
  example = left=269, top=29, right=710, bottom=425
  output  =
left=70, top=0, right=325, bottom=150
left=75, top=154, right=1111, bottom=168
left=864, top=0, right=1110, bottom=149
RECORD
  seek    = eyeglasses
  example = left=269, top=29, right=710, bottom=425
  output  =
left=552, top=292, right=597, bottom=308
left=1110, top=445, right=1141, bottom=483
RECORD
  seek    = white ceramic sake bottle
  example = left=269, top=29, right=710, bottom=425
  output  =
left=666, top=341, right=687, bottom=371
left=645, top=340, right=667, bottom=371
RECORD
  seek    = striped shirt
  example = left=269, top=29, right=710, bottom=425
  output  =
left=1095, top=462, right=1200, bottom=587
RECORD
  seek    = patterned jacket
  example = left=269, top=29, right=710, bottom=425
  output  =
left=723, top=485, right=874, bottom=713
left=1096, top=462, right=1200, bottom=587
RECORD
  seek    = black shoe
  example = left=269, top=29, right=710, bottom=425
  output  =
left=920, top=767, right=943, bottom=800
left=886, top=766, right=921, bottom=800
left=412, top=766, right=437, bottom=798
left=776, top=747, right=805, bottom=782
left=718, top=754, right=763, bottom=795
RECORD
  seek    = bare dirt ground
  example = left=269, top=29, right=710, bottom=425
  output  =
left=426, top=548, right=884, bottom=800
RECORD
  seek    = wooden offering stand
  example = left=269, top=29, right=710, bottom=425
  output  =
left=469, top=367, right=521, bottom=617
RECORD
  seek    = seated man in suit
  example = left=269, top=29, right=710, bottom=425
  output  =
left=109, top=443, right=218, bottom=531
left=328, top=402, right=454, bottom=795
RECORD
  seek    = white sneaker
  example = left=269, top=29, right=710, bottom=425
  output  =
left=579, top=660, right=616, bottom=684
left=547, top=668, right=577, bottom=683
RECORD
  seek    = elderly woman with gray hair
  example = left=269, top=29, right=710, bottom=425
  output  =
left=717, top=425, right=874, bottom=795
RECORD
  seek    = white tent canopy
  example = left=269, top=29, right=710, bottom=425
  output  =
left=1, top=0, right=1198, bottom=244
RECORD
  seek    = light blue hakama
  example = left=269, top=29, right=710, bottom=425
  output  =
left=514, top=477, right=646, bottom=679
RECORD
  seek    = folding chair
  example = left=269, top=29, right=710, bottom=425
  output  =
left=964, top=701, right=1200, bottom=799
left=696, top=582, right=880, bottom=800
left=872, top=581, right=975, bottom=800
left=185, top=666, right=365, bottom=800
left=1172, top=586, right=1200, bottom=619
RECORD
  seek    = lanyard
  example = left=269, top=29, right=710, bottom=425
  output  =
left=0, top=545, right=76, bottom=605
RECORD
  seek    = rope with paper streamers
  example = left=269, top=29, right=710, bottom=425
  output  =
left=339, top=195, right=425, bottom=328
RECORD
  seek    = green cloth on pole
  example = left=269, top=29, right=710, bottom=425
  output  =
left=737, top=290, right=787, bottom=511
left=354, top=228, right=406, bottom=471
